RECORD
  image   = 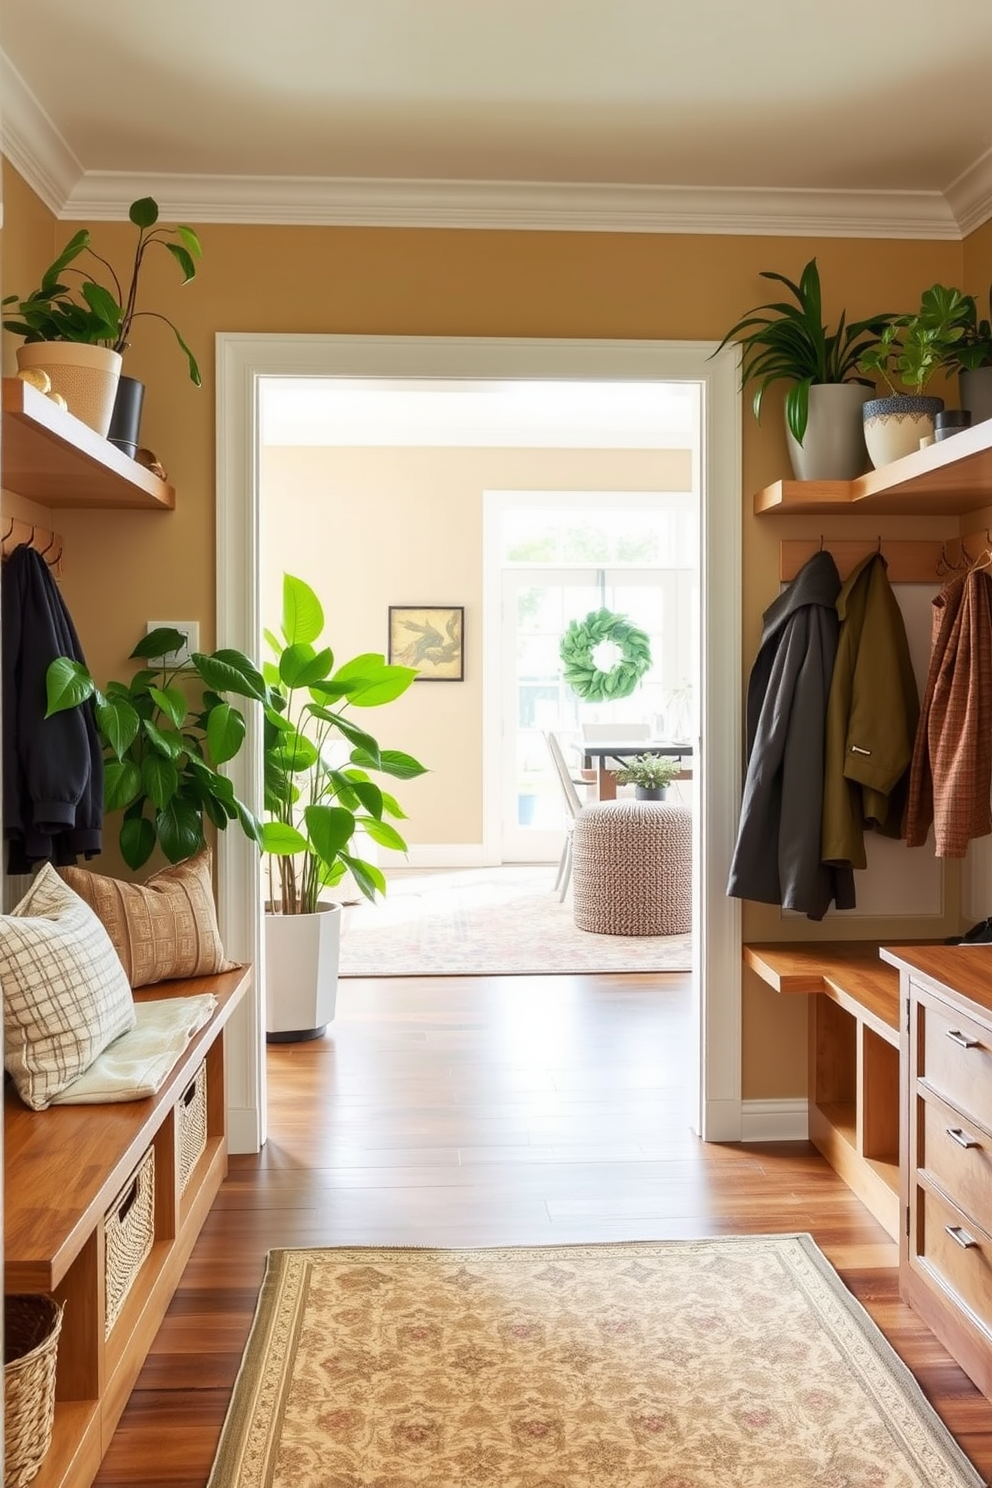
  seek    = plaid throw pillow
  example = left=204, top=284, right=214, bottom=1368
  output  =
left=59, top=850, right=235, bottom=989
left=1, top=865, right=136, bottom=1110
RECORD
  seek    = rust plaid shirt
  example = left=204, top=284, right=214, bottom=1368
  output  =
left=904, top=566, right=992, bottom=856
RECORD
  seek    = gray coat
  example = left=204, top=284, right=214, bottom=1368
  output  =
left=727, top=551, right=855, bottom=921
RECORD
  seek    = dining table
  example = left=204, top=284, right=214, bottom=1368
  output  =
left=580, top=740, right=694, bottom=800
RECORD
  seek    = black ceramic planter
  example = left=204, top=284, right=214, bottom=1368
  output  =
left=934, top=408, right=972, bottom=442
left=107, top=375, right=145, bottom=458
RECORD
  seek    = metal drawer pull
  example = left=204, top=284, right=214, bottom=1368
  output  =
left=945, top=1029, right=980, bottom=1049
left=946, top=1126, right=980, bottom=1149
left=945, top=1225, right=978, bottom=1249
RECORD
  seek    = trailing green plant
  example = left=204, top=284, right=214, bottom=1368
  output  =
left=2, top=197, right=203, bottom=384
left=262, top=573, right=428, bottom=916
left=713, top=258, right=896, bottom=444
left=610, top=753, right=682, bottom=789
left=857, top=284, right=973, bottom=396
left=45, top=629, right=263, bottom=869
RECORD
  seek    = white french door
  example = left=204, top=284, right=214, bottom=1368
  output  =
left=500, top=564, right=695, bottom=861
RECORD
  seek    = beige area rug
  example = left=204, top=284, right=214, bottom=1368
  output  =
left=337, top=866, right=692, bottom=977
left=207, top=1237, right=983, bottom=1488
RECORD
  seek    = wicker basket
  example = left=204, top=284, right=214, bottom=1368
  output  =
left=4, top=1294, right=63, bottom=1488
left=178, top=1060, right=208, bottom=1195
left=104, top=1145, right=155, bottom=1338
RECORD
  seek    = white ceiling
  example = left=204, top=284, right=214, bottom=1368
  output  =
left=4, top=0, right=992, bottom=236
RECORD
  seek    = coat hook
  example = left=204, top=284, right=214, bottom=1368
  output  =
left=38, top=531, right=56, bottom=558
left=937, top=542, right=951, bottom=576
left=876, top=535, right=883, bottom=554
left=818, top=534, right=825, bottom=552
left=1, top=518, right=14, bottom=545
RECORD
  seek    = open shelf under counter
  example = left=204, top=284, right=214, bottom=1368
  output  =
left=754, top=416, right=992, bottom=517
left=1, top=376, right=175, bottom=511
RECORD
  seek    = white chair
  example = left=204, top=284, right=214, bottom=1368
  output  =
left=544, top=732, right=590, bottom=901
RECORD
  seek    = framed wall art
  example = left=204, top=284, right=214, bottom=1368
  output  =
left=388, top=605, right=464, bottom=681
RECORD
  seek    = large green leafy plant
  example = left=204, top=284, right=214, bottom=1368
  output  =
left=2, top=197, right=203, bottom=384
left=45, top=629, right=262, bottom=869
left=714, top=258, right=895, bottom=443
left=262, top=574, right=428, bottom=916
left=857, top=284, right=973, bottom=395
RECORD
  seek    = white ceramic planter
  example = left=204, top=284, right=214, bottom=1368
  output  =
left=862, top=395, right=944, bottom=469
left=785, top=383, right=871, bottom=481
left=16, top=342, right=122, bottom=437
left=265, top=901, right=342, bottom=1042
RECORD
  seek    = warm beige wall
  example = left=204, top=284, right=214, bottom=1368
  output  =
left=1, top=157, right=973, bottom=1099
left=260, top=444, right=690, bottom=844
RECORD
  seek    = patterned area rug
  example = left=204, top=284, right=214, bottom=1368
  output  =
left=207, top=1237, right=982, bottom=1488
left=337, top=866, right=692, bottom=977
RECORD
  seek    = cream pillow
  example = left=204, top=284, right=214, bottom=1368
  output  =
left=59, top=850, right=235, bottom=989
left=1, top=864, right=136, bottom=1111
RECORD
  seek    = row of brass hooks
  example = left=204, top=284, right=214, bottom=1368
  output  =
left=936, top=529, right=992, bottom=576
left=0, top=518, right=62, bottom=565
left=817, top=534, right=884, bottom=554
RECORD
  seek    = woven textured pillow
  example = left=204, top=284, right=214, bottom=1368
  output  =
left=59, top=850, right=235, bottom=989
left=1, top=864, right=137, bottom=1111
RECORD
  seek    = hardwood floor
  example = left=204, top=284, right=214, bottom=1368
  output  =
left=94, top=972, right=992, bottom=1485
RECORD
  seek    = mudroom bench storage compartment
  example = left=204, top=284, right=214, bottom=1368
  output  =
left=3, top=965, right=250, bottom=1488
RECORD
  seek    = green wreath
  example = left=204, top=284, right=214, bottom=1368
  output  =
left=559, top=608, right=652, bottom=702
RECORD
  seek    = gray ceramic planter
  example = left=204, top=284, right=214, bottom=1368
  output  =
left=785, top=383, right=871, bottom=481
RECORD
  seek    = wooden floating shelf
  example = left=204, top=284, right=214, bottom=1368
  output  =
left=755, top=417, right=992, bottom=517
left=1, top=377, right=175, bottom=511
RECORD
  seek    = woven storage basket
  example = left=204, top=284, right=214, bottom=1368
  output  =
left=178, top=1060, right=208, bottom=1194
left=104, top=1145, right=155, bottom=1338
left=4, top=1294, right=63, bottom=1488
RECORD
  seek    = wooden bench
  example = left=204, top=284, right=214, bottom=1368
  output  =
left=745, top=943, right=903, bottom=1239
left=4, top=965, right=251, bottom=1488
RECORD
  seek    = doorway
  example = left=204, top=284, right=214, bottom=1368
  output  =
left=216, top=334, right=742, bottom=1151
left=488, top=490, right=697, bottom=863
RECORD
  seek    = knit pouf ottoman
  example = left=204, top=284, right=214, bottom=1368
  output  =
left=572, top=799, right=692, bottom=935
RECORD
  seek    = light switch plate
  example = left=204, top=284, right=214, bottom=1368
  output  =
left=145, top=620, right=200, bottom=668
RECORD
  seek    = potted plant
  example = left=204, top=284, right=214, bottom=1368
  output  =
left=940, top=284, right=992, bottom=425
left=261, top=573, right=428, bottom=1041
left=610, top=753, right=682, bottom=801
left=714, top=258, right=896, bottom=481
left=856, top=283, right=972, bottom=467
left=45, top=627, right=262, bottom=868
left=2, top=196, right=202, bottom=439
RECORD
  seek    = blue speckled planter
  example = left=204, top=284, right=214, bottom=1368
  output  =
left=862, top=395, right=944, bottom=468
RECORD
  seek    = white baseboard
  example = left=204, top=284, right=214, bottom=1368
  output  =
left=740, top=1098, right=808, bottom=1142
left=400, top=843, right=498, bottom=869
left=227, top=1105, right=264, bottom=1155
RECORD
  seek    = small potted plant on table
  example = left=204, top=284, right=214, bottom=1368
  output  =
left=610, top=753, right=682, bottom=801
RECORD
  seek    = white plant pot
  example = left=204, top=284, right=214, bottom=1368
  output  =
left=16, top=342, right=122, bottom=437
left=862, top=395, right=944, bottom=469
left=265, top=901, right=342, bottom=1042
left=784, top=383, right=870, bottom=481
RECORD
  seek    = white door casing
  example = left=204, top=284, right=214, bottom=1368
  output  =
left=216, top=334, right=742, bottom=1151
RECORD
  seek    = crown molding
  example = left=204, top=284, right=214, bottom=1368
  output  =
left=0, top=49, right=81, bottom=214
left=58, top=171, right=962, bottom=238
left=0, top=46, right=981, bottom=239
left=944, top=144, right=992, bottom=239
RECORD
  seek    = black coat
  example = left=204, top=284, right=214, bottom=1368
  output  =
left=2, top=545, right=103, bottom=872
left=727, top=550, right=855, bottom=921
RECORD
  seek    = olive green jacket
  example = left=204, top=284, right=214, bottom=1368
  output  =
left=822, top=553, right=920, bottom=871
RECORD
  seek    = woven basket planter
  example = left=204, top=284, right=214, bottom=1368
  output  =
left=104, top=1145, right=155, bottom=1337
left=4, top=1294, right=63, bottom=1488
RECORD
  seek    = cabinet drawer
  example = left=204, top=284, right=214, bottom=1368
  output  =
left=920, top=995, right=992, bottom=1131
left=917, top=1184, right=992, bottom=1338
left=921, top=1093, right=992, bottom=1228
